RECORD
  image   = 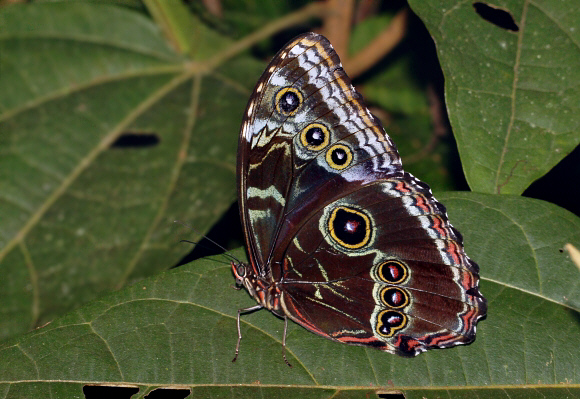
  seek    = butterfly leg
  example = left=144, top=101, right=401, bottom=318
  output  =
left=282, top=316, right=292, bottom=368
left=232, top=304, right=263, bottom=363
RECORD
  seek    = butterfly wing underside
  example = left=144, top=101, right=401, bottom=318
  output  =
left=237, top=33, right=486, bottom=356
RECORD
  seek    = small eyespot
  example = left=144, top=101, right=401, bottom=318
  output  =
left=380, top=287, right=410, bottom=309
left=376, top=260, right=409, bottom=285
left=326, top=144, right=352, bottom=170
left=376, top=310, right=407, bottom=337
left=275, top=87, right=302, bottom=115
left=300, top=123, right=330, bottom=151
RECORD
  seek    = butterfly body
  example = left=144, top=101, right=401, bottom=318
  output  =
left=233, top=33, right=486, bottom=358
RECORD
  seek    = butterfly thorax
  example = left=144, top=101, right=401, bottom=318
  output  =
left=232, top=261, right=282, bottom=314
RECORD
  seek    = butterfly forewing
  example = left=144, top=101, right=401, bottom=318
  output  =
left=236, top=32, right=486, bottom=357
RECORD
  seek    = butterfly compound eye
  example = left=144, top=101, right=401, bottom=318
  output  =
left=275, top=87, right=303, bottom=115
left=233, top=264, right=247, bottom=285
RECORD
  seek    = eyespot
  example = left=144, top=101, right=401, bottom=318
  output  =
left=275, top=87, right=303, bottom=115
left=328, top=206, right=371, bottom=249
left=300, top=123, right=330, bottom=151
left=375, top=260, right=409, bottom=284
left=376, top=310, right=407, bottom=337
left=326, top=144, right=352, bottom=170
left=380, top=287, right=410, bottom=309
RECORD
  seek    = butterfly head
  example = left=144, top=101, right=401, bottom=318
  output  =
left=231, top=261, right=263, bottom=303
left=232, top=261, right=251, bottom=287
left=231, top=261, right=282, bottom=312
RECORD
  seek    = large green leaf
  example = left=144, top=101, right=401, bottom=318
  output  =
left=0, top=2, right=263, bottom=341
left=409, top=0, right=580, bottom=194
left=0, top=194, right=578, bottom=397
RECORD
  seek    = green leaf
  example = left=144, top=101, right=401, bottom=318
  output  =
left=1, top=194, right=578, bottom=396
left=143, top=0, right=196, bottom=55
left=192, top=0, right=300, bottom=37
left=350, top=15, right=429, bottom=115
left=408, top=0, right=580, bottom=194
left=440, top=192, right=580, bottom=307
left=0, top=2, right=263, bottom=341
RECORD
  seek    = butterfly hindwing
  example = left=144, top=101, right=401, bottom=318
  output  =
left=279, top=174, right=484, bottom=355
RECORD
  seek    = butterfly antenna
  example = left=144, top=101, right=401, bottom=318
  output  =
left=179, top=238, right=239, bottom=264
left=174, top=220, right=243, bottom=264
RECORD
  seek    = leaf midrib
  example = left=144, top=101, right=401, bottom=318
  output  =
left=494, top=1, right=528, bottom=194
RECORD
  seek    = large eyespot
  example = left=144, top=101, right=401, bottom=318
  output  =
left=376, top=310, right=407, bottom=337
left=275, top=87, right=303, bottom=115
left=326, top=144, right=353, bottom=170
left=328, top=206, right=371, bottom=249
left=380, top=287, right=410, bottom=309
left=375, top=260, right=409, bottom=284
left=300, top=123, right=330, bottom=151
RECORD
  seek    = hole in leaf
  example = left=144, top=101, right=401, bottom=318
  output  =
left=83, top=385, right=139, bottom=398
left=473, top=2, right=519, bottom=31
left=111, top=132, right=160, bottom=148
left=377, top=392, right=405, bottom=399
left=145, top=388, right=191, bottom=399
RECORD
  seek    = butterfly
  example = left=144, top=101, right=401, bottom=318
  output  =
left=231, top=32, right=486, bottom=365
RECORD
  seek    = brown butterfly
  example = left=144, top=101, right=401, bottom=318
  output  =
left=231, top=33, right=486, bottom=365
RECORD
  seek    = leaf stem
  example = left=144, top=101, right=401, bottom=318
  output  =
left=320, top=0, right=354, bottom=61
left=343, top=8, right=409, bottom=79
left=143, top=0, right=194, bottom=55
